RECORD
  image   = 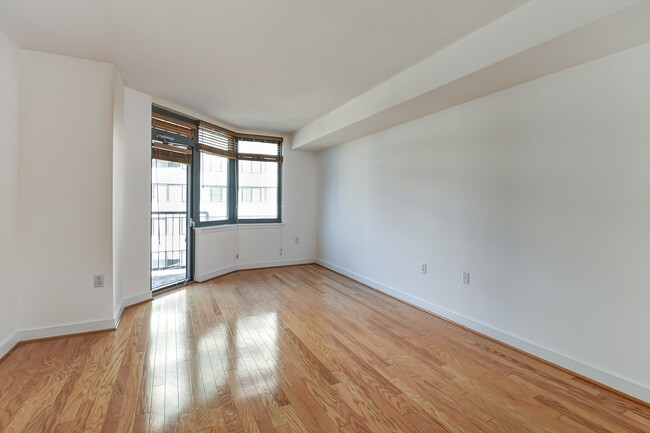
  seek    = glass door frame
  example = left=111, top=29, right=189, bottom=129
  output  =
left=150, top=106, right=196, bottom=292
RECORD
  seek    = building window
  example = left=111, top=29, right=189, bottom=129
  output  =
left=169, top=184, right=183, bottom=202
left=155, top=160, right=182, bottom=169
left=209, top=186, right=226, bottom=202
left=199, top=152, right=229, bottom=222
left=239, top=187, right=274, bottom=203
left=240, top=160, right=266, bottom=174
left=152, top=184, right=169, bottom=202
left=209, top=156, right=226, bottom=172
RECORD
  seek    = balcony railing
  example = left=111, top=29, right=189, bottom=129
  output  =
left=151, top=211, right=188, bottom=271
left=151, top=211, right=187, bottom=293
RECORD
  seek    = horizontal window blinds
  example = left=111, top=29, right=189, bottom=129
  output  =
left=151, top=112, right=194, bottom=164
left=152, top=115, right=283, bottom=164
left=198, top=120, right=283, bottom=162
left=197, top=121, right=236, bottom=159
left=151, top=142, right=192, bottom=165
left=237, top=149, right=282, bottom=163
left=152, top=112, right=196, bottom=139
left=236, top=152, right=282, bottom=162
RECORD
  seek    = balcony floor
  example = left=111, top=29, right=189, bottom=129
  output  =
left=152, top=268, right=186, bottom=290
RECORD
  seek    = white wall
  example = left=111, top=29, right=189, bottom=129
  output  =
left=0, top=28, right=20, bottom=355
left=113, top=75, right=152, bottom=317
left=113, top=72, right=125, bottom=317
left=17, top=51, right=115, bottom=334
left=116, top=86, right=152, bottom=310
left=195, top=226, right=239, bottom=279
left=318, top=42, right=650, bottom=402
left=194, top=141, right=318, bottom=280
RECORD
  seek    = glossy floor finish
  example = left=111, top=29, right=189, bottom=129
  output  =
left=1, top=265, right=648, bottom=433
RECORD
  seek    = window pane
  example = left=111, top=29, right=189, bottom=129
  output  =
left=151, top=159, right=186, bottom=207
left=169, top=184, right=182, bottom=202
left=200, top=153, right=229, bottom=222
left=209, top=156, right=226, bottom=172
left=237, top=140, right=278, bottom=156
left=238, top=161, right=278, bottom=219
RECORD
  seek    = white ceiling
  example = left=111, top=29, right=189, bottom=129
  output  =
left=0, top=0, right=524, bottom=133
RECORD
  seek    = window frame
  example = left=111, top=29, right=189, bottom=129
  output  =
left=196, top=151, right=232, bottom=223
left=234, top=137, right=282, bottom=224
left=191, top=120, right=283, bottom=227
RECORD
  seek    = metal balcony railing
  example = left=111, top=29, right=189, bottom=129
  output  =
left=151, top=211, right=187, bottom=272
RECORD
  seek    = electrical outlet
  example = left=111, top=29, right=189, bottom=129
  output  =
left=463, top=272, right=470, bottom=285
left=421, top=263, right=427, bottom=274
left=93, top=274, right=104, bottom=288
left=295, top=237, right=300, bottom=244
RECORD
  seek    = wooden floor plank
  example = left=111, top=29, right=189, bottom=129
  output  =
left=0, top=264, right=647, bottom=432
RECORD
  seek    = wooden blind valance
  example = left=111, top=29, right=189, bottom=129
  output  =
left=152, top=142, right=192, bottom=165
left=237, top=150, right=283, bottom=163
left=152, top=112, right=196, bottom=139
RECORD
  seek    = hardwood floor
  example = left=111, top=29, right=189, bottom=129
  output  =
left=0, top=264, right=648, bottom=433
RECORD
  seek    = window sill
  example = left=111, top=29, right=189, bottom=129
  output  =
left=194, top=222, right=284, bottom=234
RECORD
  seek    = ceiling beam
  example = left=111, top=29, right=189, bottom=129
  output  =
left=292, top=0, right=650, bottom=151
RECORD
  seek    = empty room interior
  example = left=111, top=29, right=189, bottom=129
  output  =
left=1, top=0, right=650, bottom=432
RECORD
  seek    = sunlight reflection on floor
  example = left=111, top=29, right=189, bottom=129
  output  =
left=147, top=289, right=278, bottom=430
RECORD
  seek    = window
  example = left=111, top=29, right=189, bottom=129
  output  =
left=209, top=157, right=226, bottom=172
left=151, top=113, right=282, bottom=227
left=199, top=152, right=229, bottom=222
left=236, top=140, right=281, bottom=221
left=169, top=184, right=183, bottom=202
left=240, top=160, right=266, bottom=174
left=208, top=186, right=226, bottom=202
left=196, top=121, right=282, bottom=225
left=152, top=184, right=169, bottom=202
left=241, top=187, right=252, bottom=202
left=239, top=187, right=274, bottom=203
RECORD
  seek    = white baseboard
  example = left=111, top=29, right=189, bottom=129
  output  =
left=18, top=318, right=117, bottom=343
left=194, top=258, right=315, bottom=282
left=237, top=258, right=316, bottom=270
left=122, top=292, right=152, bottom=308
left=194, top=265, right=239, bottom=282
left=0, top=331, right=20, bottom=360
left=115, top=291, right=153, bottom=323
left=1, top=293, right=153, bottom=361
left=316, top=259, right=650, bottom=404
